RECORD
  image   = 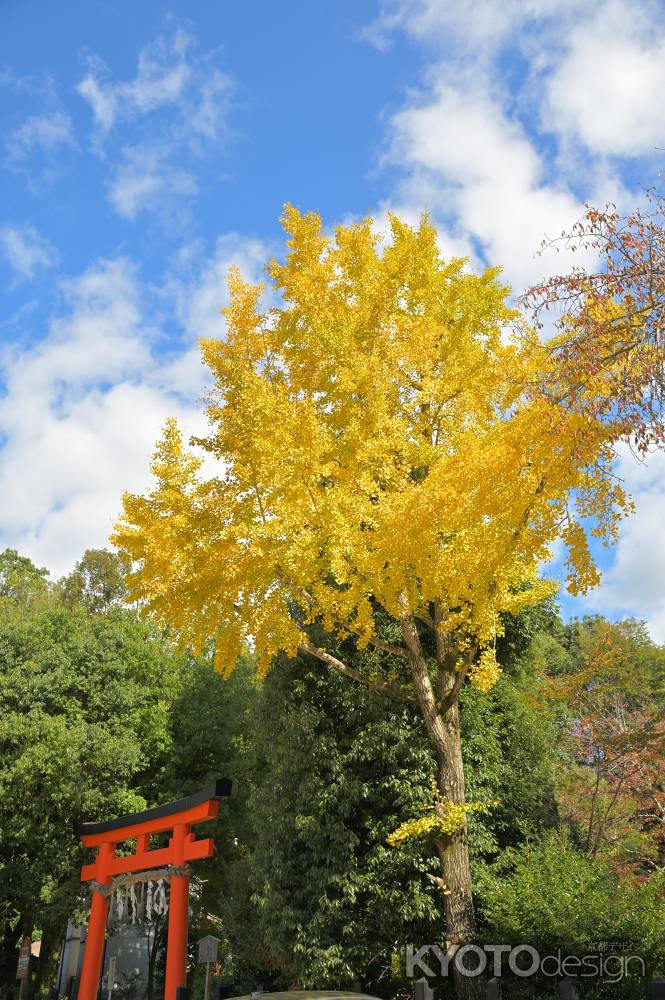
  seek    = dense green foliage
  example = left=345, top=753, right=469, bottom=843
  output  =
left=0, top=550, right=252, bottom=994
left=217, top=611, right=558, bottom=995
left=224, top=649, right=440, bottom=992
left=1, top=547, right=663, bottom=999
left=482, top=834, right=665, bottom=999
left=214, top=606, right=664, bottom=997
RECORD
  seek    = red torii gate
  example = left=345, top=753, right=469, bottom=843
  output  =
left=77, top=779, right=231, bottom=1000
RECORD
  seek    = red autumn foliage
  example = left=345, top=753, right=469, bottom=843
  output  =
left=548, top=621, right=665, bottom=878
left=521, top=189, right=665, bottom=454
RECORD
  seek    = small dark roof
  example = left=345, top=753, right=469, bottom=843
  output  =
left=76, top=778, right=232, bottom=836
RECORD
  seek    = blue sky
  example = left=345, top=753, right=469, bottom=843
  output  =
left=1, top=0, right=665, bottom=639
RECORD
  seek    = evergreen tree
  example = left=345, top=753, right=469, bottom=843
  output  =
left=220, top=609, right=557, bottom=996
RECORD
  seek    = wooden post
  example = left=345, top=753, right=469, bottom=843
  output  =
left=559, top=979, right=581, bottom=1000
left=414, top=978, right=433, bottom=1000
left=106, top=956, right=116, bottom=1000
left=487, top=978, right=501, bottom=999
left=16, top=936, right=31, bottom=1000
left=78, top=843, right=114, bottom=1000
left=164, top=825, right=191, bottom=1000
left=198, top=935, right=220, bottom=1000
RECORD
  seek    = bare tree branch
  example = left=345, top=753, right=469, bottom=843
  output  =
left=299, top=641, right=417, bottom=704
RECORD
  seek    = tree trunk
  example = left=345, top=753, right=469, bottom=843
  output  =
left=18, top=913, right=34, bottom=1000
left=398, top=607, right=483, bottom=1000
left=147, top=915, right=167, bottom=1000
left=434, top=700, right=482, bottom=1000
left=33, top=925, right=58, bottom=995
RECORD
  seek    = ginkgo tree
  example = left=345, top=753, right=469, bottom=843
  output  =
left=113, top=206, right=660, bottom=1000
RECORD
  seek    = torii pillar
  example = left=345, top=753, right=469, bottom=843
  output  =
left=77, top=779, right=231, bottom=1000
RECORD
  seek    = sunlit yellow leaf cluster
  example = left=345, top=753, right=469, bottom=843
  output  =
left=469, top=648, right=502, bottom=693
left=387, top=800, right=493, bottom=848
left=112, top=206, right=637, bottom=678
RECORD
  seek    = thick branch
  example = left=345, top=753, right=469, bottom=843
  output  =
left=432, top=600, right=448, bottom=666
left=397, top=591, right=448, bottom=754
left=299, top=641, right=417, bottom=704
left=414, top=609, right=435, bottom=629
left=355, top=632, right=409, bottom=659
left=439, top=645, right=477, bottom=715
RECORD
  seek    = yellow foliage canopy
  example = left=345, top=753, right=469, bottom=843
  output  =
left=112, top=207, right=633, bottom=679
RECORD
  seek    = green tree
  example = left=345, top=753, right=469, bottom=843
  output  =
left=482, top=833, right=665, bottom=999
left=0, top=550, right=49, bottom=604
left=540, top=616, right=665, bottom=877
left=59, top=548, right=128, bottom=613
left=0, top=550, right=252, bottom=995
left=220, top=610, right=557, bottom=996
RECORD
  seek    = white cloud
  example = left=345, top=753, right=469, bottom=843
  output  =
left=373, top=11, right=586, bottom=292
left=0, top=237, right=267, bottom=578
left=107, top=145, right=198, bottom=220
left=5, top=110, right=75, bottom=164
left=369, top=0, right=665, bottom=173
left=76, top=31, right=192, bottom=139
left=75, top=27, right=234, bottom=222
left=0, top=380, right=208, bottom=578
left=0, top=259, right=147, bottom=434
left=371, top=0, right=665, bottom=292
left=0, top=258, right=181, bottom=574
left=390, top=82, right=536, bottom=186
left=543, top=0, right=665, bottom=156
left=0, top=224, right=57, bottom=282
left=363, top=0, right=585, bottom=54
left=384, top=78, right=593, bottom=291
left=576, top=451, right=665, bottom=643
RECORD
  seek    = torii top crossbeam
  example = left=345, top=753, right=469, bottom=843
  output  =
left=77, top=778, right=232, bottom=1000
left=79, top=778, right=232, bottom=878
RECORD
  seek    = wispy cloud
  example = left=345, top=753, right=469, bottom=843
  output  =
left=0, top=223, right=57, bottom=282
left=5, top=110, right=75, bottom=166
left=186, top=69, right=233, bottom=147
left=1, top=70, right=78, bottom=189
left=363, top=0, right=584, bottom=53
left=75, top=26, right=234, bottom=222
left=76, top=30, right=193, bottom=143
left=107, top=145, right=198, bottom=221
